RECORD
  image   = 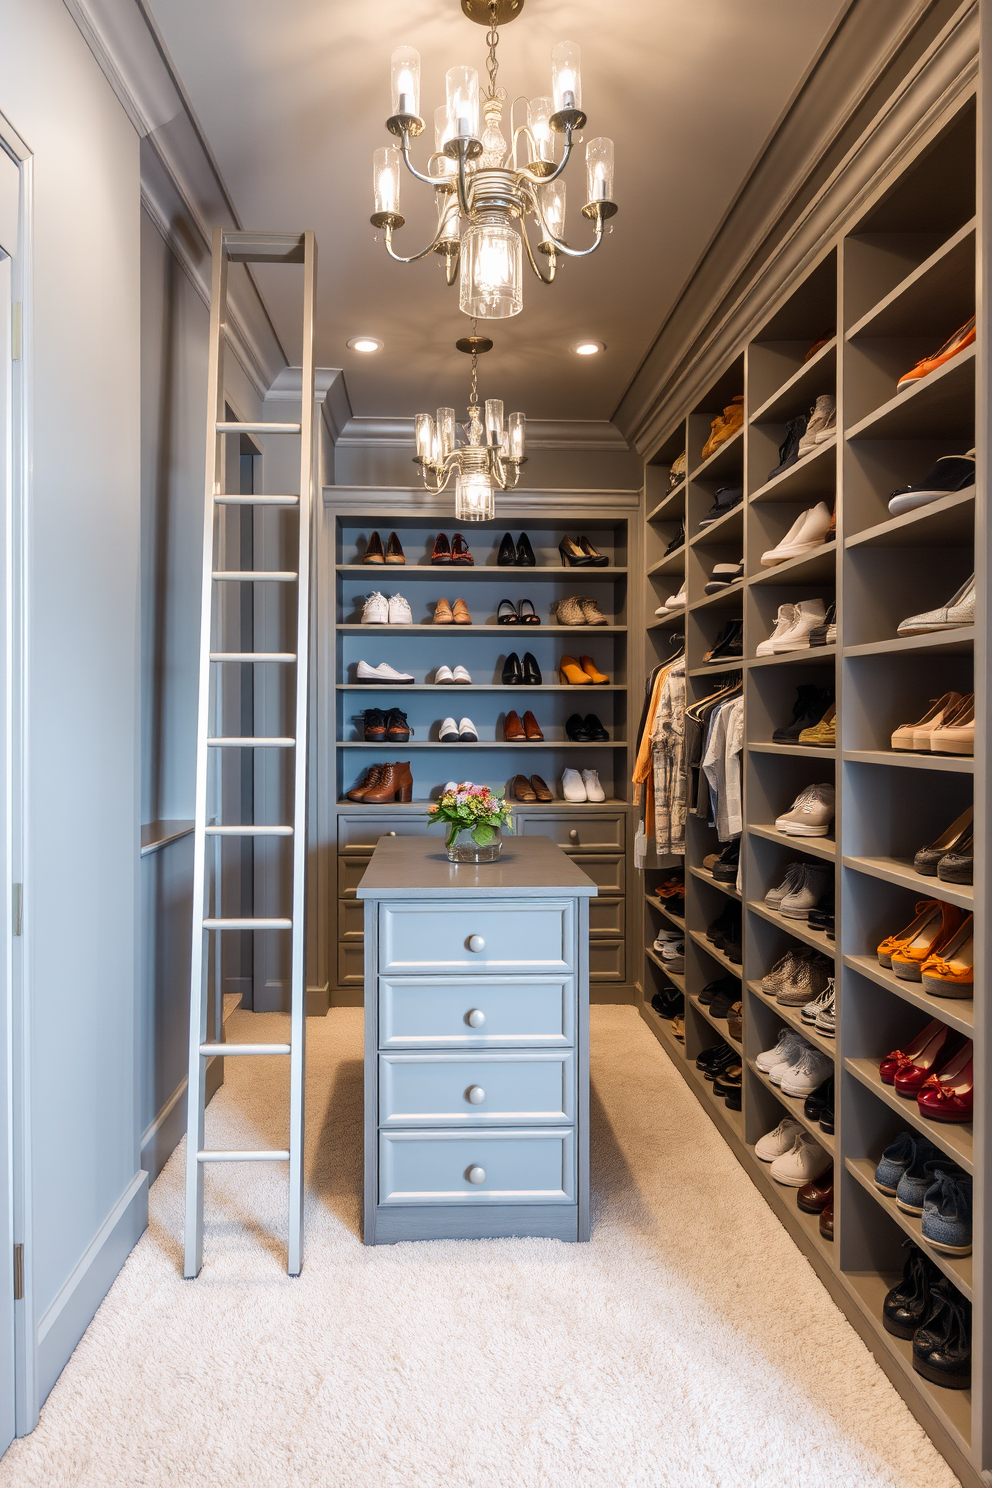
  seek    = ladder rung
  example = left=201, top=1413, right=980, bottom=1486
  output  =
left=207, top=737, right=296, bottom=748
left=212, top=570, right=298, bottom=582
left=203, top=917, right=292, bottom=930
left=197, top=1149, right=291, bottom=1162
left=215, top=494, right=299, bottom=506
left=205, top=825, right=294, bottom=836
left=216, top=421, right=301, bottom=435
left=200, top=1042, right=291, bottom=1056
left=210, top=652, right=297, bottom=662
left=223, top=231, right=305, bottom=264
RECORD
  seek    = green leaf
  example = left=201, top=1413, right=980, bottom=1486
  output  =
left=471, top=822, right=495, bottom=847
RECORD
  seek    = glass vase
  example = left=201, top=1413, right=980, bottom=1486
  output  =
left=446, top=827, right=502, bottom=864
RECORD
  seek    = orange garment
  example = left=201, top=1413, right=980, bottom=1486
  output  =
left=633, top=663, right=675, bottom=839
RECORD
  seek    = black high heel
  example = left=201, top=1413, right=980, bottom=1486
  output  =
left=497, top=600, right=520, bottom=625
left=497, top=533, right=516, bottom=566
left=559, top=536, right=593, bottom=567
left=578, top=535, right=609, bottom=567
left=518, top=599, right=540, bottom=625
left=515, top=533, right=536, bottom=567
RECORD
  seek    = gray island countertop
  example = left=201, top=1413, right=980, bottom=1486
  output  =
left=356, top=833, right=598, bottom=899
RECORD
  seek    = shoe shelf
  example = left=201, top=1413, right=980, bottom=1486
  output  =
left=747, top=979, right=836, bottom=1060
left=646, top=893, right=686, bottom=931
left=688, top=425, right=744, bottom=484
left=647, top=611, right=685, bottom=630
left=341, top=740, right=629, bottom=749
left=645, top=946, right=684, bottom=991
left=337, top=797, right=629, bottom=812
left=749, top=337, right=838, bottom=425
left=646, top=549, right=685, bottom=579
left=688, top=992, right=742, bottom=1054
left=842, top=749, right=974, bottom=774
left=688, top=504, right=744, bottom=548
left=746, top=646, right=837, bottom=669
left=748, top=439, right=836, bottom=506
left=687, top=582, right=745, bottom=613
left=844, top=627, right=975, bottom=660
left=843, top=953, right=974, bottom=1036
left=646, top=485, right=685, bottom=524
left=845, top=218, right=975, bottom=343
left=688, top=929, right=741, bottom=981
left=336, top=623, right=628, bottom=633
left=687, top=1059, right=744, bottom=1141
left=746, top=1059, right=836, bottom=1157
left=844, top=1058, right=973, bottom=1175
left=748, top=741, right=836, bottom=759
left=845, top=1157, right=973, bottom=1301
left=744, top=1146, right=836, bottom=1266
left=748, top=823, right=836, bottom=862
left=845, top=345, right=975, bottom=442
left=641, top=997, right=686, bottom=1058
left=747, top=546, right=837, bottom=587
left=842, top=854, right=973, bottom=910
left=335, top=565, right=630, bottom=579
left=338, top=684, right=628, bottom=693
left=689, top=866, right=741, bottom=901
left=747, top=900, right=835, bottom=958
left=845, top=488, right=975, bottom=550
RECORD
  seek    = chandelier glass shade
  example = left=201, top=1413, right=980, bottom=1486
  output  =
left=370, top=2, right=617, bottom=319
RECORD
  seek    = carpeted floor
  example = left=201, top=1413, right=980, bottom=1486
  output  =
left=0, top=1006, right=961, bottom=1488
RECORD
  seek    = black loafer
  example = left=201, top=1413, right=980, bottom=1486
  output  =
left=565, top=713, right=591, bottom=741
left=515, top=533, right=536, bottom=567
left=583, top=713, right=609, bottom=741
left=501, top=651, right=522, bottom=685
left=522, top=651, right=542, bottom=685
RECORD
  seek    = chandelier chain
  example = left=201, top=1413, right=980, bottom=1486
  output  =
left=484, top=0, right=500, bottom=100
left=470, top=317, right=479, bottom=407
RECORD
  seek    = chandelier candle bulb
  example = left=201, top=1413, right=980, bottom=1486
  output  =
left=539, top=178, right=566, bottom=244
left=390, top=47, right=421, bottom=120
left=586, top=137, right=614, bottom=204
left=552, top=41, right=582, bottom=113
left=436, top=407, right=456, bottom=458
left=507, top=412, right=526, bottom=461
left=447, top=65, right=480, bottom=141
left=485, top=399, right=504, bottom=447
left=373, top=145, right=402, bottom=217
left=414, top=412, right=435, bottom=462
left=527, top=97, right=555, bottom=162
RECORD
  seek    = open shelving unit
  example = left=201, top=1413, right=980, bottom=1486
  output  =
left=636, top=93, right=987, bottom=1488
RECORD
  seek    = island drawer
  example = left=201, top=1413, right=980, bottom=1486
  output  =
left=516, top=812, right=625, bottom=853
left=378, top=1128, right=575, bottom=1205
left=379, top=1051, right=575, bottom=1126
left=378, top=976, right=575, bottom=1048
left=378, top=900, right=574, bottom=976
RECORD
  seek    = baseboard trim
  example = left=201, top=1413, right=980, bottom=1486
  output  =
left=141, top=1057, right=224, bottom=1185
left=35, top=1169, right=149, bottom=1411
left=306, top=983, right=330, bottom=1016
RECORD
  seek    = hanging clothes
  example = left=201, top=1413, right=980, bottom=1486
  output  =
left=702, top=695, right=744, bottom=841
left=651, top=661, right=687, bottom=856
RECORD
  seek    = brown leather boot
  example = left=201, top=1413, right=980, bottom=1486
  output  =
left=523, top=710, right=544, bottom=740
left=504, top=710, right=525, bottom=741
left=362, top=761, right=413, bottom=803
left=346, top=764, right=385, bottom=801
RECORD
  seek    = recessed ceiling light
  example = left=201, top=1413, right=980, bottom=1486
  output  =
left=347, top=336, right=383, bottom=353
left=572, top=340, right=605, bottom=356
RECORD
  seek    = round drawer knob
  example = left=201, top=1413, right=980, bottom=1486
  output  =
left=386, top=831, right=397, bottom=837
left=468, top=935, right=486, bottom=953
left=467, top=1086, right=486, bottom=1104
left=467, top=1009, right=486, bottom=1028
left=467, top=1166, right=486, bottom=1185
left=569, top=829, right=579, bottom=840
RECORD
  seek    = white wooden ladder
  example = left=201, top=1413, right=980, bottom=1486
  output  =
left=184, top=227, right=316, bottom=1278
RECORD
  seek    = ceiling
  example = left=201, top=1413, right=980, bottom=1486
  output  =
left=146, top=0, right=849, bottom=422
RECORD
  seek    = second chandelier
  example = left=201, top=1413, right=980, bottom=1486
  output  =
left=371, top=0, right=617, bottom=319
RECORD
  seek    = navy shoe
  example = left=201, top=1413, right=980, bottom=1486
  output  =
left=698, top=485, right=743, bottom=528
left=896, top=1153, right=963, bottom=1216
left=921, top=1169, right=973, bottom=1256
left=767, top=415, right=807, bottom=481
left=874, top=1130, right=937, bottom=1197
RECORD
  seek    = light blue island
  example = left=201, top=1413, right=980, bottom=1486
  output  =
left=357, top=834, right=597, bottom=1245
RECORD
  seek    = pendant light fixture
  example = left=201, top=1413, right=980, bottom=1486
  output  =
left=414, top=328, right=526, bottom=521
left=371, top=0, right=617, bottom=319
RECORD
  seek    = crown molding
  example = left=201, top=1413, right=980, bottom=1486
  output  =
left=323, top=486, right=641, bottom=513
left=265, top=367, right=354, bottom=446
left=614, top=0, right=972, bottom=457
left=336, top=416, right=630, bottom=452
left=64, top=0, right=288, bottom=400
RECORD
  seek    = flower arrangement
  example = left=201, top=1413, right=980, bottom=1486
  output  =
left=426, top=782, right=514, bottom=852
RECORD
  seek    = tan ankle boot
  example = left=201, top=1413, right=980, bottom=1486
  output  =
left=362, top=761, right=413, bottom=803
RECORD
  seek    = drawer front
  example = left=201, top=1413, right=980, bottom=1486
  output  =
left=338, top=816, right=426, bottom=852
left=379, top=977, right=575, bottom=1049
left=589, top=897, right=624, bottom=939
left=590, top=940, right=625, bottom=983
left=338, top=856, right=371, bottom=897
left=338, top=940, right=365, bottom=986
left=574, top=854, right=624, bottom=896
left=517, top=813, right=625, bottom=853
left=338, top=898, right=364, bottom=942
left=378, top=900, right=574, bottom=976
left=379, top=1128, right=575, bottom=1205
left=379, top=1051, right=575, bottom=1127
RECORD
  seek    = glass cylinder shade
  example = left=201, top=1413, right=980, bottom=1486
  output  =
left=446, top=66, right=480, bottom=141
left=460, top=218, right=523, bottom=319
left=455, top=469, right=495, bottom=522
left=390, top=46, right=420, bottom=119
left=436, top=408, right=456, bottom=458
left=528, top=97, right=555, bottom=162
left=539, top=179, right=566, bottom=243
left=415, top=412, right=435, bottom=463
left=585, top=137, right=615, bottom=204
left=507, top=412, right=526, bottom=462
left=485, top=399, right=504, bottom=448
left=551, top=42, right=582, bottom=112
left=431, top=106, right=457, bottom=177
left=373, top=146, right=401, bottom=216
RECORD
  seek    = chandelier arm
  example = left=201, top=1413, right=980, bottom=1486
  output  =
left=397, top=135, right=437, bottom=187
left=520, top=213, right=557, bottom=285
left=456, top=147, right=473, bottom=216
left=511, top=123, right=539, bottom=173
left=517, top=130, right=574, bottom=188
left=533, top=213, right=605, bottom=261
left=383, top=219, right=452, bottom=265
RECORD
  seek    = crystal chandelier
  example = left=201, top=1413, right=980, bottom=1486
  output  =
left=414, top=329, right=526, bottom=521
left=371, top=0, right=617, bottom=319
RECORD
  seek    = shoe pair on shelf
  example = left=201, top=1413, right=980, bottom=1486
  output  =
left=896, top=316, right=975, bottom=394
left=656, top=582, right=686, bottom=614
left=345, top=761, right=413, bottom=803
left=434, top=665, right=471, bottom=684
left=877, top=1018, right=974, bottom=1122
left=652, top=872, right=685, bottom=917
left=774, top=783, right=835, bottom=838
left=760, top=501, right=833, bottom=567
left=502, top=651, right=542, bottom=685
left=362, top=592, right=412, bottom=624
left=652, top=926, right=684, bottom=972
left=706, top=838, right=739, bottom=883
left=561, top=768, right=605, bottom=802
left=878, top=901, right=974, bottom=997
left=651, top=984, right=684, bottom=1023
left=698, top=975, right=738, bottom=1017
left=355, top=708, right=411, bottom=743
left=897, top=574, right=974, bottom=635
left=766, top=395, right=836, bottom=483
left=510, top=773, right=553, bottom=802
left=356, top=660, right=415, bottom=683
left=431, top=533, right=473, bottom=565
left=439, top=717, right=478, bottom=743
left=773, top=684, right=835, bottom=745
left=560, top=655, right=609, bottom=684
left=663, top=521, right=685, bottom=557
left=497, top=532, right=536, bottom=567
left=756, top=599, right=827, bottom=655
left=361, top=531, right=405, bottom=564
left=756, top=1028, right=833, bottom=1097
left=704, top=619, right=742, bottom=664
left=704, top=560, right=743, bottom=593
left=765, top=860, right=833, bottom=918
left=914, top=806, right=973, bottom=884
left=800, top=979, right=835, bottom=1035
left=874, top=1131, right=972, bottom=1254
left=705, top=903, right=742, bottom=962
left=695, top=1041, right=742, bottom=1109
left=555, top=596, right=609, bottom=626
left=558, top=535, right=609, bottom=567
left=497, top=599, right=539, bottom=625
left=888, top=449, right=975, bottom=516
left=668, top=452, right=687, bottom=491
left=760, top=946, right=833, bottom=1006
left=756, top=1117, right=831, bottom=1186
left=891, top=691, right=974, bottom=756
left=565, top=713, right=609, bottom=742
left=433, top=597, right=472, bottom=625
left=504, top=710, right=543, bottom=742
left=698, top=485, right=743, bottom=529
left=700, top=395, right=743, bottom=462
left=883, top=1241, right=970, bottom=1389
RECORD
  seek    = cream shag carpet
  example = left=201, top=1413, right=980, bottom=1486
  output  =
left=0, top=1006, right=961, bottom=1488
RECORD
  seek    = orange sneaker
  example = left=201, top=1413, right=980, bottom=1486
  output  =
left=896, top=316, right=975, bottom=392
left=701, top=395, right=744, bottom=461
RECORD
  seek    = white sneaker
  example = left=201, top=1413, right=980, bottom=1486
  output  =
left=362, top=592, right=389, bottom=624
left=387, top=593, right=412, bottom=624
left=356, top=660, right=414, bottom=683
left=775, top=784, right=835, bottom=838
left=435, top=665, right=455, bottom=684
left=770, top=598, right=826, bottom=652
left=652, top=927, right=683, bottom=943
left=801, top=978, right=835, bottom=1025
left=760, top=502, right=833, bottom=566
left=755, top=1116, right=805, bottom=1162
left=756, top=603, right=798, bottom=657
left=458, top=717, right=478, bottom=742
left=780, top=1045, right=834, bottom=1097
left=797, top=395, right=835, bottom=457
left=451, top=665, right=472, bottom=684
left=664, top=581, right=687, bottom=610
left=582, top=768, right=605, bottom=802
left=755, top=1028, right=806, bottom=1074
left=562, top=768, right=587, bottom=802
left=770, top=1133, right=830, bottom=1187
left=769, top=1039, right=813, bottom=1086
left=439, top=717, right=459, bottom=741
